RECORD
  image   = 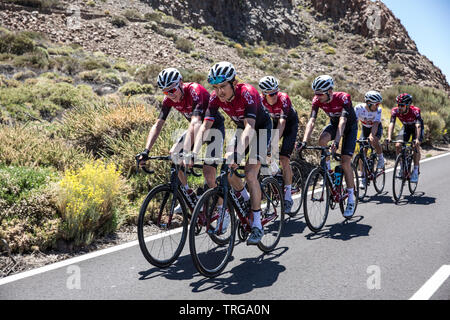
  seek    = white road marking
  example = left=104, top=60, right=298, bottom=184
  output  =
left=1, top=152, right=449, bottom=286
left=410, top=265, right=450, bottom=300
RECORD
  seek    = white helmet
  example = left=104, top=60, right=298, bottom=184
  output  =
left=311, top=75, right=334, bottom=92
left=157, top=68, right=182, bottom=90
left=364, top=90, right=383, bottom=104
left=208, top=61, right=236, bottom=84
left=259, top=76, right=279, bottom=93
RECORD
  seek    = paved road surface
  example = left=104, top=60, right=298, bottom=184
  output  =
left=1, top=154, right=449, bottom=300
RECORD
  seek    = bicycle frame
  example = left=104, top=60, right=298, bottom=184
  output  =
left=356, top=140, right=384, bottom=181
left=209, top=162, right=280, bottom=235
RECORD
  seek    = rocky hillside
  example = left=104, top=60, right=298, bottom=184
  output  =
left=0, top=0, right=448, bottom=96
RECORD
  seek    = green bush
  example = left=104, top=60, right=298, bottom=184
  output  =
left=110, top=15, right=128, bottom=28
left=123, top=9, right=143, bottom=20
left=0, top=189, right=61, bottom=253
left=134, top=64, right=160, bottom=84
left=119, top=81, right=154, bottom=96
left=0, top=30, right=35, bottom=55
left=175, top=38, right=194, bottom=53
left=60, top=99, right=156, bottom=156
left=13, top=47, right=49, bottom=69
left=0, top=123, right=92, bottom=171
left=422, top=111, right=445, bottom=143
left=0, top=166, right=57, bottom=205
left=0, top=77, right=97, bottom=121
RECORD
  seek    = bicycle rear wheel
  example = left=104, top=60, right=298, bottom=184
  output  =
left=189, top=188, right=235, bottom=278
left=408, top=157, right=418, bottom=195
left=303, top=167, right=329, bottom=233
left=393, top=155, right=405, bottom=203
left=353, top=154, right=368, bottom=200
left=373, top=156, right=386, bottom=194
left=288, top=161, right=304, bottom=216
left=258, top=176, right=285, bottom=253
left=137, top=184, right=188, bottom=268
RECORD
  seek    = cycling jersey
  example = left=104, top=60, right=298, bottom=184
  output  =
left=390, top=105, right=423, bottom=126
left=355, top=103, right=382, bottom=128
left=158, top=82, right=224, bottom=128
left=205, top=83, right=271, bottom=129
left=311, top=92, right=357, bottom=126
left=261, top=91, right=298, bottom=126
left=261, top=91, right=299, bottom=158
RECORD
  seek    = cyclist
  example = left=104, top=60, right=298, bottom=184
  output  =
left=136, top=67, right=225, bottom=210
left=296, top=75, right=358, bottom=218
left=259, top=75, right=299, bottom=216
left=192, top=61, right=273, bottom=245
left=354, top=90, right=385, bottom=187
left=386, top=93, right=423, bottom=183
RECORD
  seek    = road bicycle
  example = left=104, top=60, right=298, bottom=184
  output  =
left=352, top=139, right=386, bottom=200
left=388, top=141, right=420, bottom=203
left=300, top=146, right=359, bottom=233
left=189, top=158, right=285, bottom=278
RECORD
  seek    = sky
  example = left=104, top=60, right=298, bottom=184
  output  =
left=379, top=0, right=450, bottom=84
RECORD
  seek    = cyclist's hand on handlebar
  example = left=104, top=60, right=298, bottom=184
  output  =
left=136, top=149, right=149, bottom=167
left=295, top=141, right=307, bottom=153
left=331, top=141, right=338, bottom=154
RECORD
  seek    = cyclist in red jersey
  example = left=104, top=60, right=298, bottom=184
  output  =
left=296, top=75, right=358, bottom=218
left=192, top=61, right=272, bottom=245
left=259, top=76, right=299, bottom=216
left=386, top=93, right=423, bottom=183
left=137, top=68, right=225, bottom=209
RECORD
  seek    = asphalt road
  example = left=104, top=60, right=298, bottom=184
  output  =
left=1, top=153, right=449, bottom=300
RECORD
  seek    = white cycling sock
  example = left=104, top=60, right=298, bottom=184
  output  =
left=326, top=160, right=331, bottom=171
left=347, top=188, right=355, bottom=203
left=184, top=184, right=189, bottom=191
left=285, top=185, right=292, bottom=201
left=378, top=153, right=384, bottom=160
left=414, top=165, right=419, bottom=173
left=251, top=210, right=262, bottom=229
left=240, top=187, right=250, bottom=201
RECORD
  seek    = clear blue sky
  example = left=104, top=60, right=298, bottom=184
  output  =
left=380, top=0, right=450, bottom=84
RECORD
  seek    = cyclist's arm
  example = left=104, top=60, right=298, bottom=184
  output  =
left=183, top=115, right=203, bottom=155
left=145, top=118, right=165, bottom=151
left=371, top=121, right=380, bottom=138
left=192, top=119, right=214, bottom=155
left=278, top=118, right=286, bottom=140
left=334, top=116, right=347, bottom=147
left=303, top=106, right=318, bottom=143
left=241, top=117, right=256, bottom=151
left=388, top=113, right=396, bottom=141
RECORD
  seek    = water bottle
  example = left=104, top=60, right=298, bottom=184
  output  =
left=334, top=165, right=343, bottom=186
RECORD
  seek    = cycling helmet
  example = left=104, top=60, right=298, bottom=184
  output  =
left=157, top=68, right=182, bottom=90
left=208, top=61, right=236, bottom=85
left=365, top=90, right=383, bottom=104
left=396, top=93, right=412, bottom=105
left=311, top=75, right=334, bottom=92
left=259, top=76, right=279, bottom=93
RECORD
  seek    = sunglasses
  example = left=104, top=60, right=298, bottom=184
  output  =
left=265, top=91, right=278, bottom=97
left=367, top=103, right=380, bottom=107
left=208, top=75, right=227, bottom=85
left=398, top=103, right=408, bottom=107
left=163, top=84, right=179, bottom=95
left=314, top=92, right=326, bottom=96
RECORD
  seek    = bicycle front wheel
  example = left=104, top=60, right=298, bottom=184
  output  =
left=137, top=184, right=188, bottom=268
left=392, top=155, right=405, bottom=203
left=258, top=176, right=285, bottom=253
left=289, top=161, right=304, bottom=216
left=189, top=188, right=235, bottom=278
left=353, top=154, right=368, bottom=200
left=303, top=167, right=329, bottom=233
left=373, top=156, right=386, bottom=194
